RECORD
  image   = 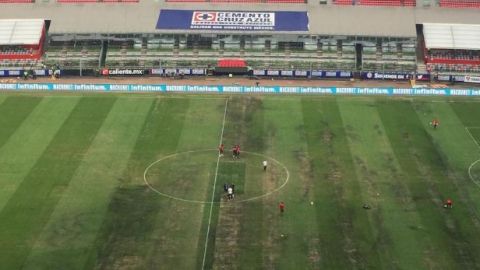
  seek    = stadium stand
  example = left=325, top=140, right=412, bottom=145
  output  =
left=57, top=0, right=138, bottom=3
left=0, top=19, right=45, bottom=69
left=333, top=0, right=415, bottom=6
left=423, top=23, right=480, bottom=74
left=43, top=39, right=102, bottom=69
left=0, top=1, right=478, bottom=76
left=439, top=0, right=480, bottom=8
left=0, top=0, right=33, bottom=3
left=166, top=0, right=305, bottom=3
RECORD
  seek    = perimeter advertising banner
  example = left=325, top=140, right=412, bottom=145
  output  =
left=465, top=75, right=480, bottom=84
left=2, top=83, right=480, bottom=96
left=156, top=10, right=309, bottom=31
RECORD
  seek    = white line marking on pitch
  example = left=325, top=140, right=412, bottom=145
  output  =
left=465, top=127, right=480, bottom=149
left=143, top=149, right=290, bottom=204
left=468, top=159, right=480, bottom=189
left=201, top=98, right=229, bottom=270
left=466, top=127, right=480, bottom=188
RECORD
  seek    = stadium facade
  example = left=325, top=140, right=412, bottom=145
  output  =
left=0, top=1, right=480, bottom=75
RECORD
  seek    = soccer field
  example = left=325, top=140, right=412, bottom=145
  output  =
left=1, top=93, right=480, bottom=270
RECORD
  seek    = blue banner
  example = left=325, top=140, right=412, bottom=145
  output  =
left=156, top=10, right=309, bottom=31
left=362, top=72, right=412, bottom=80
left=0, top=69, right=53, bottom=77
left=1, top=83, right=480, bottom=96
left=310, top=71, right=352, bottom=78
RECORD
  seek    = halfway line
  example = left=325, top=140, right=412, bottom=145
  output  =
left=201, top=97, right=229, bottom=270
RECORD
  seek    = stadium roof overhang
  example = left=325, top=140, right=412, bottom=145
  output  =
left=423, top=23, right=480, bottom=51
left=0, top=4, right=479, bottom=38
left=0, top=19, right=44, bottom=46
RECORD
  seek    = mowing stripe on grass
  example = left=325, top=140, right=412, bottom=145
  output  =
left=0, top=97, right=80, bottom=212
left=261, top=98, right=317, bottom=269
left=203, top=97, right=266, bottom=270
left=0, top=95, right=7, bottom=105
left=146, top=98, right=224, bottom=269
left=378, top=100, right=480, bottom=269
left=84, top=98, right=194, bottom=270
left=426, top=102, right=480, bottom=233
left=302, top=98, right=382, bottom=269
left=0, top=97, right=116, bottom=270
left=22, top=97, right=154, bottom=270
left=416, top=101, right=480, bottom=253
left=230, top=97, right=266, bottom=268
left=339, top=100, right=444, bottom=269
left=201, top=98, right=228, bottom=270
left=417, top=102, right=480, bottom=236
left=0, top=96, right=41, bottom=150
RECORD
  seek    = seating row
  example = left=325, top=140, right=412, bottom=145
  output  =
left=439, top=0, right=480, bottom=8
left=333, top=0, right=415, bottom=6
left=0, top=0, right=138, bottom=3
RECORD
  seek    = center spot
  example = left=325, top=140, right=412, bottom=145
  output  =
left=144, top=149, right=289, bottom=203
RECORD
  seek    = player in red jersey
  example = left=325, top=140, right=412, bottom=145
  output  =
left=279, top=201, right=285, bottom=214
left=444, top=198, right=453, bottom=209
left=219, top=143, right=224, bottom=157
left=235, top=145, right=241, bottom=159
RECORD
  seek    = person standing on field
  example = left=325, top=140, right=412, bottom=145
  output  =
left=263, top=160, right=268, bottom=171
left=445, top=198, right=453, bottom=209
left=279, top=201, right=285, bottom=214
left=232, top=144, right=241, bottom=159
left=219, top=143, right=224, bottom=157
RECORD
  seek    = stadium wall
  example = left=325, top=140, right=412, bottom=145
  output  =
left=0, top=82, right=479, bottom=95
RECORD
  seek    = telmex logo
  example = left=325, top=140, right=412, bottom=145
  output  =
left=193, top=12, right=217, bottom=22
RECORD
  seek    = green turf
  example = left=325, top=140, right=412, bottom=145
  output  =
left=0, top=94, right=479, bottom=269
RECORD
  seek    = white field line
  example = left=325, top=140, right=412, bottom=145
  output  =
left=468, top=159, right=480, bottom=189
left=465, top=127, right=480, bottom=188
left=143, top=150, right=289, bottom=204
left=465, top=127, right=480, bottom=149
left=201, top=98, right=229, bottom=270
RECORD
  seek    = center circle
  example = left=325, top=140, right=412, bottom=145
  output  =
left=143, top=149, right=289, bottom=204
left=468, top=159, right=480, bottom=188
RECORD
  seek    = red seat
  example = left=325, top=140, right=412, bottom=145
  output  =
left=217, top=59, right=247, bottom=68
left=334, top=0, right=416, bottom=6
left=57, top=0, right=138, bottom=3
left=210, top=0, right=262, bottom=2
left=165, top=0, right=207, bottom=2
left=266, top=0, right=305, bottom=3
left=167, top=0, right=304, bottom=3
left=0, top=0, right=34, bottom=3
left=439, top=0, right=480, bottom=8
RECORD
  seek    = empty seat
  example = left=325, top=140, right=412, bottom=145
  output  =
left=0, top=0, right=34, bottom=3
left=57, top=0, right=138, bottom=3
left=334, top=0, right=416, bottom=6
left=439, top=0, right=480, bottom=8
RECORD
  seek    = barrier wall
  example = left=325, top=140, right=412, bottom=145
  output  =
left=0, top=69, right=53, bottom=77
left=0, top=83, right=480, bottom=96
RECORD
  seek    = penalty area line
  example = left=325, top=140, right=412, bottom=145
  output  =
left=201, top=97, right=229, bottom=270
left=465, top=127, right=480, bottom=149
